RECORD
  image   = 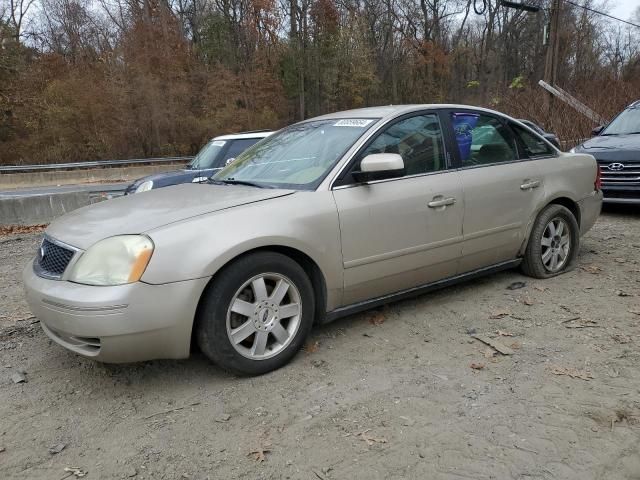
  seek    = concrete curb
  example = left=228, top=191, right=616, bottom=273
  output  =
left=0, top=191, right=104, bottom=226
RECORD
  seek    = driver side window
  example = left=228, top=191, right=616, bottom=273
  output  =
left=359, top=114, right=446, bottom=176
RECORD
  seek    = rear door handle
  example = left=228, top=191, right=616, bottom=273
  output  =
left=520, top=180, right=541, bottom=190
left=428, top=196, right=456, bottom=208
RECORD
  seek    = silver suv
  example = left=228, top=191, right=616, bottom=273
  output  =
left=24, top=105, right=602, bottom=375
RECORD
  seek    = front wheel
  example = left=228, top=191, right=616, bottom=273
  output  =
left=196, top=252, right=315, bottom=375
left=521, top=204, right=580, bottom=279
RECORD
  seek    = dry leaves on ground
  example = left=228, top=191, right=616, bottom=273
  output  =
left=496, top=330, right=514, bottom=337
left=358, top=430, right=388, bottom=446
left=611, top=333, right=631, bottom=344
left=561, top=318, right=600, bottom=329
left=470, top=362, right=485, bottom=370
left=247, top=444, right=272, bottom=462
left=489, top=309, right=511, bottom=319
left=549, top=366, right=594, bottom=380
left=368, top=311, right=386, bottom=326
left=304, top=341, right=320, bottom=354
left=63, top=467, right=88, bottom=478
left=522, top=296, right=534, bottom=306
left=0, top=224, right=47, bottom=237
left=582, top=265, right=602, bottom=274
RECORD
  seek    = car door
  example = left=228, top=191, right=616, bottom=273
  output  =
left=332, top=112, right=464, bottom=305
left=447, top=110, right=548, bottom=273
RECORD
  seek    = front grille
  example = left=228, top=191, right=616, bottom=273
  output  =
left=35, top=237, right=76, bottom=278
left=600, top=163, right=640, bottom=186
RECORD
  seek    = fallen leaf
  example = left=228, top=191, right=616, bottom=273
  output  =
left=368, top=311, right=386, bottom=326
left=533, top=285, right=548, bottom=292
left=63, top=467, right=87, bottom=478
left=549, top=366, right=593, bottom=380
left=522, top=297, right=534, bottom=306
left=507, top=281, right=526, bottom=290
left=489, top=309, right=510, bottom=319
left=496, top=330, right=514, bottom=337
left=509, top=341, right=522, bottom=350
left=358, top=430, right=387, bottom=446
left=581, top=265, right=602, bottom=274
left=470, top=362, right=485, bottom=370
left=617, top=290, right=632, bottom=297
left=304, top=341, right=319, bottom=354
left=247, top=445, right=271, bottom=463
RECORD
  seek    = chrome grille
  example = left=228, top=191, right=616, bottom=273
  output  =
left=35, top=237, right=76, bottom=279
left=600, top=163, right=640, bottom=186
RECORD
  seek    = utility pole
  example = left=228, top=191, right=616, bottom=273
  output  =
left=543, top=0, right=561, bottom=114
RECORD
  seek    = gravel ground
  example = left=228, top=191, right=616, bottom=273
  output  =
left=0, top=207, right=639, bottom=480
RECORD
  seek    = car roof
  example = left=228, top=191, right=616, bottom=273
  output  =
left=213, top=131, right=274, bottom=141
left=306, top=104, right=518, bottom=122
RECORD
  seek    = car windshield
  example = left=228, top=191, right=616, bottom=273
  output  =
left=602, top=107, right=640, bottom=135
left=189, top=140, right=227, bottom=169
left=212, top=119, right=378, bottom=189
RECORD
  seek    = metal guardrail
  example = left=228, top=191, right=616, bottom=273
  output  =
left=0, top=156, right=193, bottom=173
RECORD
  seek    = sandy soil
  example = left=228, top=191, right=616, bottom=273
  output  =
left=1, top=207, right=639, bottom=480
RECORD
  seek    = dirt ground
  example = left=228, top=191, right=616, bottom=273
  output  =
left=1, top=207, right=639, bottom=480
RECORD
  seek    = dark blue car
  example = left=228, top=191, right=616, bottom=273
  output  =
left=126, top=130, right=274, bottom=194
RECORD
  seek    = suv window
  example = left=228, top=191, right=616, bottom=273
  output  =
left=451, top=113, right=517, bottom=167
left=358, top=114, right=446, bottom=176
left=220, top=138, right=262, bottom=166
left=512, top=124, right=556, bottom=157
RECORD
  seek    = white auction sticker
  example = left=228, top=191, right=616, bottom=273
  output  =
left=211, top=140, right=226, bottom=146
left=333, top=119, right=374, bottom=127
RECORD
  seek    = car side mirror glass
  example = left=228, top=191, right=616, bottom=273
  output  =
left=352, top=153, right=405, bottom=183
left=591, top=125, right=604, bottom=136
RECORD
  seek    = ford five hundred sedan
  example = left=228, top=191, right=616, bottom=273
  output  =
left=24, top=105, right=603, bottom=375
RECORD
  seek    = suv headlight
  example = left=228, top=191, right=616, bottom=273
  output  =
left=135, top=180, right=154, bottom=193
left=69, top=235, right=154, bottom=286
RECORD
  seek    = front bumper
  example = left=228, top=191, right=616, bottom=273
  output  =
left=578, top=190, right=603, bottom=235
left=23, top=264, right=210, bottom=363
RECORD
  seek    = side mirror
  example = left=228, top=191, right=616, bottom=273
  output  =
left=591, top=125, right=604, bottom=136
left=352, top=153, right=405, bottom=183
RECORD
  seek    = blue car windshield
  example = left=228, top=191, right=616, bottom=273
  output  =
left=189, top=140, right=227, bottom=169
left=212, top=119, right=378, bottom=189
left=602, top=107, right=640, bottom=135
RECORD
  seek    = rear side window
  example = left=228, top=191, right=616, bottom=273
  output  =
left=512, top=124, right=556, bottom=157
left=220, top=138, right=262, bottom=166
left=451, top=113, right=517, bottom=167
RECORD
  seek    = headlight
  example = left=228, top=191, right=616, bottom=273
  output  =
left=69, top=235, right=154, bottom=286
left=569, top=147, right=576, bottom=153
left=135, top=180, right=153, bottom=193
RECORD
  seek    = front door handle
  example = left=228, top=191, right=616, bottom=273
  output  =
left=520, top=180, right=541, bottom=190
left=428, top=196, right=456, bottom=208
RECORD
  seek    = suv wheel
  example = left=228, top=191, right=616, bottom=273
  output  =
left=521, top=204, right=580, bottom=279
left=196, top=251, right=315, bottom=375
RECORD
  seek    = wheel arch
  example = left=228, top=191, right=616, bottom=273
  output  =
left=519, top=196, right=581, bottom=255
left=193, top=245, right=329, bottom=341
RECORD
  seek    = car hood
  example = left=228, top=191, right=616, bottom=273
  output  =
left=47, top=184, right=295, bottom=250
left=577, top=134, right=640, bottom=162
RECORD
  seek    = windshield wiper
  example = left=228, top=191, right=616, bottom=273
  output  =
left=215, top=178, right=268, bottom=188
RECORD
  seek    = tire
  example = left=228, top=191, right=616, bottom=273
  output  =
left=521, top=204, right=580, bottom=279
left=196, top=251, right=315, bottom=375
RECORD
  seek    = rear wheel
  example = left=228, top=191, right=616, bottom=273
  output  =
left=196, top=252, right=315, bottom=375
left=521, top=204, right=580, bottom=279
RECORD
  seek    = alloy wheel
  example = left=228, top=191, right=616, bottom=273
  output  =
left=226, top=273, right=302, bottom=360
left=540, top=217, right=571, bottom=272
